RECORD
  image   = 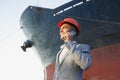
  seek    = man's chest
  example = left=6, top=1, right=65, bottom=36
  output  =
left=59, top=47, right=69, bottom=63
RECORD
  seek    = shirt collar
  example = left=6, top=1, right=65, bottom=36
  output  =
left=60, top=41, right=77, bottom=49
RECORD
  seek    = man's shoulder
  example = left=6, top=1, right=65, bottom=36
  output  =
left=77, top=44, right=90, bottom=47
left=76, top=43, right=90, bottom=51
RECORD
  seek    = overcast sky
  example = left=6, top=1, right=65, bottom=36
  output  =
left=0, top=0, right=71, bottom=80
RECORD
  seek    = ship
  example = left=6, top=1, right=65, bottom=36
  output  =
left=20, top=0, right=120, bottom=80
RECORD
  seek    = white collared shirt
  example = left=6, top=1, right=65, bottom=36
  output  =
left=59, top=46, right=68, bottom=63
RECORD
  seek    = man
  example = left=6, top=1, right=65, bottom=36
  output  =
left=53, top=18, right=92, bottom=80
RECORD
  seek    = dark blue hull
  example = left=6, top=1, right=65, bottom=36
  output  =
left=20, top=0, right=120, bottom=68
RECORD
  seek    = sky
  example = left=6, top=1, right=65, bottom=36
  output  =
left=0, top=0, right=71, bottom=80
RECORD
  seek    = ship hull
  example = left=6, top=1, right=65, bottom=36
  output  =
left=20, top=0, right=120, bottom=80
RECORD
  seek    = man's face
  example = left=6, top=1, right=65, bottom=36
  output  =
left=60, top=23, right=74, bottom=41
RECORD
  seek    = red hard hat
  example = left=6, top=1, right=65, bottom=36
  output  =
left=58, top=18, right=80, bottom=35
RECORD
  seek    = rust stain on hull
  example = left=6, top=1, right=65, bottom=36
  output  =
left=83, top=44, right=120, bottom=80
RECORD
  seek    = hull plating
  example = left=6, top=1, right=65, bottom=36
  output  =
left=20, top=0, right=120, bottom=79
